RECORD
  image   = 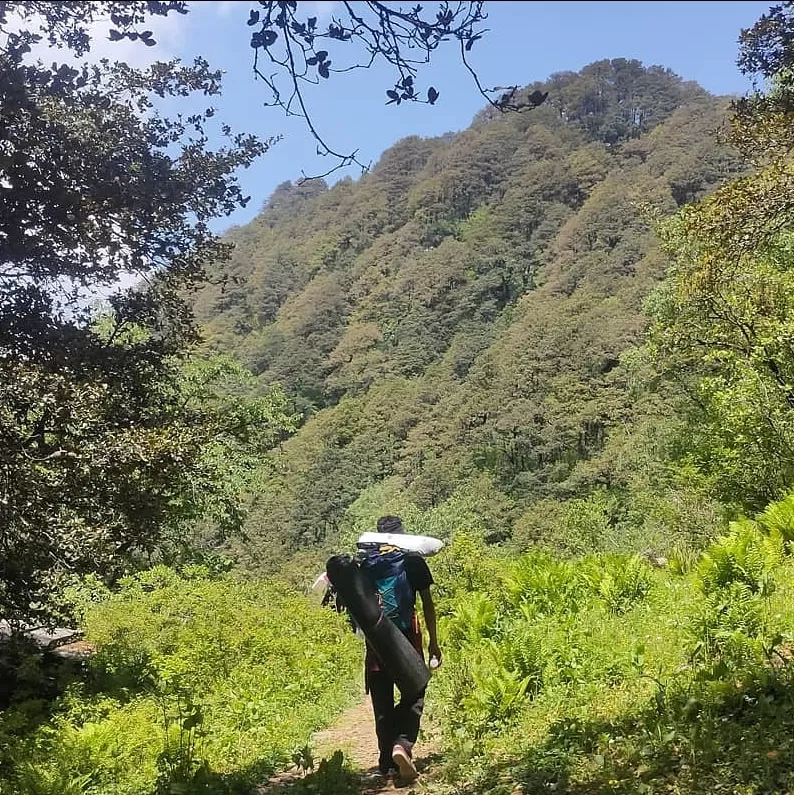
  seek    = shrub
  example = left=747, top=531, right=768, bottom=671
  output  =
left=3, top=569, right=359, bottom=795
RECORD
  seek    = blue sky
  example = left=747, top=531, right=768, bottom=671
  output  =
left=145, top=1, right=772, bottom=231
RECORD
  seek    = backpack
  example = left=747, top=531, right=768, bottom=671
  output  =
left=357, top=546, right=415, bottom=634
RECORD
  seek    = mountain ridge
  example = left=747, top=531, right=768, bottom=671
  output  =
left=193, top=58, right=743, bottom=570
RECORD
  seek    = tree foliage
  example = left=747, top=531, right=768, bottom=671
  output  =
left=194, top=59, right=742, bottom=567
left=646, top=1, right=794, bottom=511
left=0, top=2, right=292, bottom=622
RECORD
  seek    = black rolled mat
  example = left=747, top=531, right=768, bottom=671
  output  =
left=326, top=554, right=430, bottom=700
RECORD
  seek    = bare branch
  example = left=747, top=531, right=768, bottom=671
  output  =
left=247, top=1, right=546, bottom=180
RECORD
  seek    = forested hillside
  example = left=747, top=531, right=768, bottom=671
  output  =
left=193, top=59, right=744, bottom=570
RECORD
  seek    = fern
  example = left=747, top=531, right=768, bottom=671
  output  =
left=445, top=592, right=497, bottom=646
left=512, top=630, right=544, bottom=684
left=690, top=581, right=766, bottom=672
left=13, top=766, right=94, bottom=795
left=488, top=626, right=544, bottom=690
left=462, top=657, right=532, bottom=734
left=505, top=554, right=582, bottom=616
left=576, top=554, right=651, bottom=613
left=697, top=520, right=777, bottom=597
left=587, top=555, right=651, bottom=614
left=758, top=490, right=794, bottom=545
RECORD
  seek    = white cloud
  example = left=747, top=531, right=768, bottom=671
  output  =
left=214, top=1, right=239, bottom=19
left=6, top=6, right=186, bottom=68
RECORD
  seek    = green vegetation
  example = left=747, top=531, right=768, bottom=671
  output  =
left=0, top=1, right=291, bottom=625
left=7, top=2, right=794, bottom=795
left=193, top=58, right=745, bottom=573
left=0, top=568, right=358, bottom=795
left=424, top=492, right=794, bottom=795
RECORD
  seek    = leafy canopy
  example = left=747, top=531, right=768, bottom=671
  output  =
left=0, top=1, right=291, bottom=623
left=647, top=0, right=794, bottom=510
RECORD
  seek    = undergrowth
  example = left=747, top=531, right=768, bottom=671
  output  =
left=426, top=494, right=794, bottom=795
left=4, top=493, right=794, bottom=795
left=0, top=567, right=359, bottom=795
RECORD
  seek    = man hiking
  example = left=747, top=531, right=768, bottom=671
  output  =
left=361, top=515, right=442, bottom=781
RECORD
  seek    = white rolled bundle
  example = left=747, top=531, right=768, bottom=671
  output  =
left=357, top=531, right=445, bottom=557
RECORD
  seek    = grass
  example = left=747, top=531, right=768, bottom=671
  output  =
left=424, top=529, right=794, bottom=795
left=0, top=567, right=360, bottom=795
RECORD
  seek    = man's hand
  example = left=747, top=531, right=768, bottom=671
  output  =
left=428, top=641, right=442, bottom=667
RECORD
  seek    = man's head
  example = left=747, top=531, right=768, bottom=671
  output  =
left=376, top=515, right=405, bottom=534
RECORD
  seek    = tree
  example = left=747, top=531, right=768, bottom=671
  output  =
left=190, top=59, right=741, bottom=560
left=0, top=2, right=295, bottom=623
left=646, top=2, right=794, bottom=510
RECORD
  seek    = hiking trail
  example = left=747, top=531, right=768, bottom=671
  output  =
left=255, top=692, right=443, bottom=794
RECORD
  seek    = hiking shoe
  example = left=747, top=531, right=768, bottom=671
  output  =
left=367, top=768, right=395, bottom=781
left=391, top=745, right=418, bottom=782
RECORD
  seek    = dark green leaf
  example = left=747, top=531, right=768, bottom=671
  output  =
left=465, top=33, right=482, bottom=51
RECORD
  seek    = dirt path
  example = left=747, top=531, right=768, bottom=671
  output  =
left=312, top=697, right=384, bottom=771
left=256, top=691, right=443, bottom=795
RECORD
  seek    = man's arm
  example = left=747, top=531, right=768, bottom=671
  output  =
left=419, top=588, right=442, bottom=665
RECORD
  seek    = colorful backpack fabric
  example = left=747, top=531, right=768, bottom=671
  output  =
left=357, top=546, right=415, bottom=634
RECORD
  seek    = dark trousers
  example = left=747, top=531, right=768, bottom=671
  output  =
left=366, top=668, right=425, bottom=772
